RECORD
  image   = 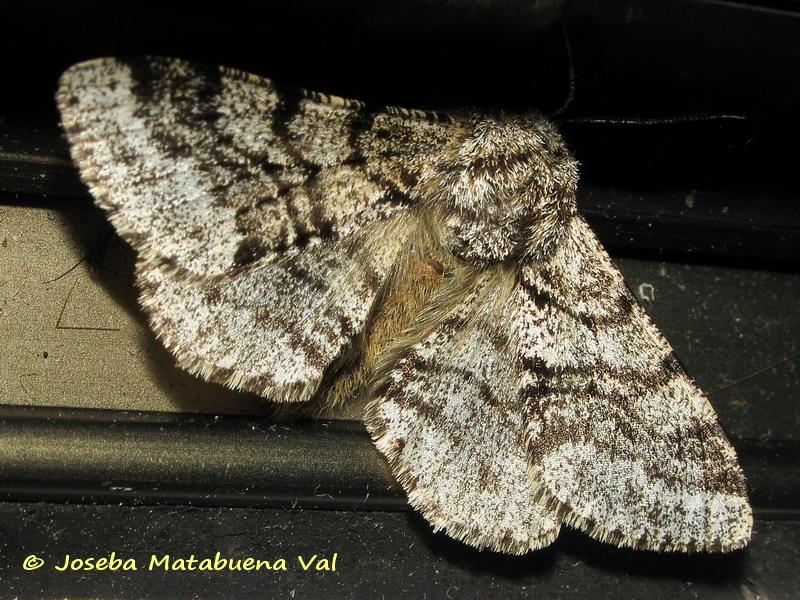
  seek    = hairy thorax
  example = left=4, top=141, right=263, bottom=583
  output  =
left=418, top=113, right=579, bottom=265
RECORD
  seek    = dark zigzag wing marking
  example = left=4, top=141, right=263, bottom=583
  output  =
left=137, top=215, right=415, bottom=402
left=365, top=268, right=561, bottom=554
left=57, top=57, right=455, bottom=282
left=59, top=57, right=751, bottom=554
left=516, top=216, right=752, bottom=552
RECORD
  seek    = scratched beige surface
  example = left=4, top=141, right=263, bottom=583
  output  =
left=0, top=198, right=361, bottom=418
left=5, top=198, right=796, bottom=433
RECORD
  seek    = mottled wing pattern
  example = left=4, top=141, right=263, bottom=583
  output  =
left=139, top=216, right=416, bottom=401
left=516, top=216, right=752, bottom=551
left=56, top=57, right=453, bottom=401
left=366, top=267, right=562, bottom=554
left=58, top=57, right=751, bottom=552
left=57, top=57, right=451, bottom=281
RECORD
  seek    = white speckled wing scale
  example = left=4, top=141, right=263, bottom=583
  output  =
left=57, top=57, right=449, bottom=280
left=516, top=216, right=752, bottom=552
left=135, top=219, right=413, bottom=400
left=57, top=56, right=752, bottom=554
left=57, top=57, right=449, bottom=401
left=368, top=213, right=751, bottom=553
left=365, top=266, right=563, bottom=553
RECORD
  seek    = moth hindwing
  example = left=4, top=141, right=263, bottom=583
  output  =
left=57, top=57, right=752, bottom=554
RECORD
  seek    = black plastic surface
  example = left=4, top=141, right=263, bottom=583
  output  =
left=1, top=1, right=799, bottom=598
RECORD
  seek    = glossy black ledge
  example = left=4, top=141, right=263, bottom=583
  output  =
left=0, top=404, right=797, bottom=520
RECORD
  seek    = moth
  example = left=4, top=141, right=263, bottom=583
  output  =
left=57, top=57, right=752, bottom=554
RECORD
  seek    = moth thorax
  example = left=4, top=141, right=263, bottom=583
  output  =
left=430, top=113, right=579, bottom=264
left=444, top=190, right=576, bottom=265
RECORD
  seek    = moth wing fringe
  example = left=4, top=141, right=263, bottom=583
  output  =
left=364, top=403, right=561, bottom=554
left=525, top=464, right=751, bottom=553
